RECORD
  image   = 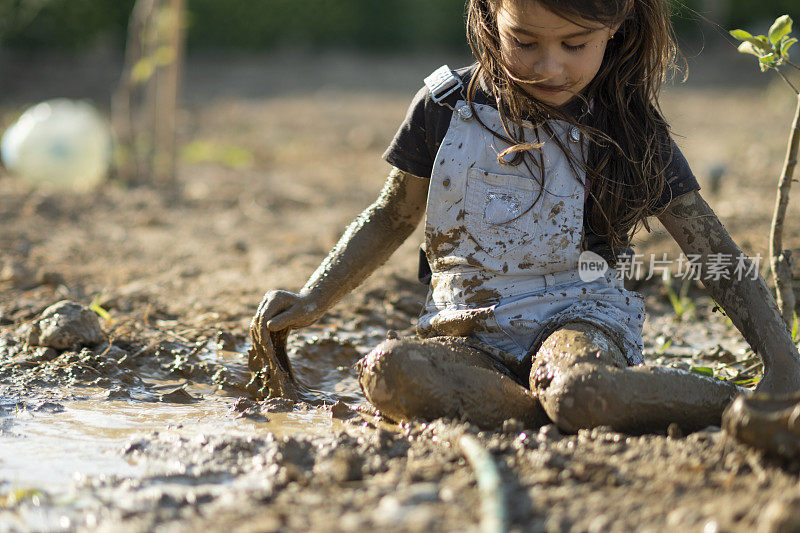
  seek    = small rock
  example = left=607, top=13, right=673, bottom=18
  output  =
left=27, top=301, right=104, bottom=350
left=261, top=397, right=295, bottom=412
left=331, top=400, right=357, bottom=420
left=233, top=397, right=256, bottom=412
left=106, top=387, right=132, bottom=400
left=159, top=387, right=199, bottom=404
left=33, top=401, right=65, bottom=413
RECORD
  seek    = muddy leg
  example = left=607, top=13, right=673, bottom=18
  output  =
left=359, top=337, right=548, bottom=429
left=531, top=323, right=740, bottom=434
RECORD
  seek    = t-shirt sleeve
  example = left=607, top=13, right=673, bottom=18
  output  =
left=656, top=138, right=701, bottom=208
left=382, top=85, right=453, bottom=179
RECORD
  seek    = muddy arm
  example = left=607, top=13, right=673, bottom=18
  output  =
left=255, top=167, right=428, bottom=335
left=658, top=191, right=800, bottom=395
left=300, top=167, right=428, bottom=306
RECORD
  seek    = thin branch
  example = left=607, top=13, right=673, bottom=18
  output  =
left=769, top=92, right=800, bottom=326
left=786, top=59, right=800, bottom=71
left=775, top=67, right=800, bottom=95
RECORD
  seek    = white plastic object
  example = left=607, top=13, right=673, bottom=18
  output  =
left=1, top=99, right=112, bottom=190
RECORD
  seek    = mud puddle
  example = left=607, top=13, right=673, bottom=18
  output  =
left=0, top=393, right=345, bottom=490
left=0, top=296, right=786, bottom=532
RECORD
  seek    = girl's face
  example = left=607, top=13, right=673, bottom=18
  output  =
left=497, top=0, right=619, bottom=106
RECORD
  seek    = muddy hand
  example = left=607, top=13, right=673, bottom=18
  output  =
left=252, top=290, right=323, bottom=345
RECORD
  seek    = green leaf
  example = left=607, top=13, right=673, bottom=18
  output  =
left=755, top=35, right=773, bottom=51
left=782, top=37, right=798, bottom=58
left=758, top=53, right=778, bottom=71
left=729, top=29, right=754, bottom=41
left=769, top=15, right=793, bottom=45
left=690, top=366, right=714, bottom=377
left=737, top=41, right=762, bottom=57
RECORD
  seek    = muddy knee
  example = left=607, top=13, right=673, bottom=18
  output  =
left=358, top=338, right=432, bottom=421
left=537, top=363, right=622, bottom=433
left=530, top=323, right=626, bottom=391
left=537, top=322, right=626, bottom=367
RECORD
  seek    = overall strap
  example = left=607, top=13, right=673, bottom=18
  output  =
left=424, top=65, right=473, bottom=120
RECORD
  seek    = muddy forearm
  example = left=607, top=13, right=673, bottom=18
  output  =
left=658, top=192, right=800, bottom=372
left=300, top=168, right=428, bottom=312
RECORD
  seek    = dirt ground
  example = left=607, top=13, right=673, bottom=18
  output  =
left=2, top=48, right=800, bottom=532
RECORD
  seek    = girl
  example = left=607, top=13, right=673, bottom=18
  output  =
left=252, top=0, right=800, bottom=433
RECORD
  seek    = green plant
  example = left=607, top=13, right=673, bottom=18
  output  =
left=90, top=294, right=113, bottom=325
left=664, top=276, right=696, bottom=322
left=730, top=15, right=800, bottom=327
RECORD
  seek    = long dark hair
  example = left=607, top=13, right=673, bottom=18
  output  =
left=466, top=0, right=681, bottom=252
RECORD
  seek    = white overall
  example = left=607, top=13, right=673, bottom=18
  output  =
left=416, top=97, right=645, bottom=373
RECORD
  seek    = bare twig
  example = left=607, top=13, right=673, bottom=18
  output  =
left=769, top=92, right=800, bottom=326
left=458, top=434, right=508, bottom=533
left=775, top=68, right=800, bottom=95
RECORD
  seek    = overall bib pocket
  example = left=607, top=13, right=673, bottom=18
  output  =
left=464, top=167, right=538, bottom=258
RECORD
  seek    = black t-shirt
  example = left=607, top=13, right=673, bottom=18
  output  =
left=383, top=65, right=700, bottom=261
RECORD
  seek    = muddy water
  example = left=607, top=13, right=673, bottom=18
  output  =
left=0, top=322, right=379, bottom=529
left=0, top=394, right=342, bottom=490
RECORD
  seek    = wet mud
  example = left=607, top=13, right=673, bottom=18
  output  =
left=4, top=58, right=800, bottom=530
left=3, top=283, right=797, bottom=532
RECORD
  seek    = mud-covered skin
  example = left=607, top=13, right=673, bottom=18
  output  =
left=723, top=393, right=800, bottom=458
left=532, top=322, right=738, bottom=434
left=358, top=337, right=549, bottom=429
left=252, top=168, right=428, bottom=340
left=657, top=191, right=800, bottom=395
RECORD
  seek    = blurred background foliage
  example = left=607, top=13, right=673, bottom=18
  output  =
left=0, top=0, right=797, bottom=52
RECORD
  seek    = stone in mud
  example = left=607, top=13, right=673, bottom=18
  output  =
left=26, top=300, right=104, bottom=351
left=106, top=387, right=132, bottom=400
left=159, top=387, right=200, bottom=404
left=723, top=393, right=800, bottom=458
left=261, top=397, right=295, bottom=413
left=330, top=400, right=358, bottom=420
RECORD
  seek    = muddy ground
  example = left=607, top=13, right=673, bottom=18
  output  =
left=2, top=48, right=800, bottom=532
